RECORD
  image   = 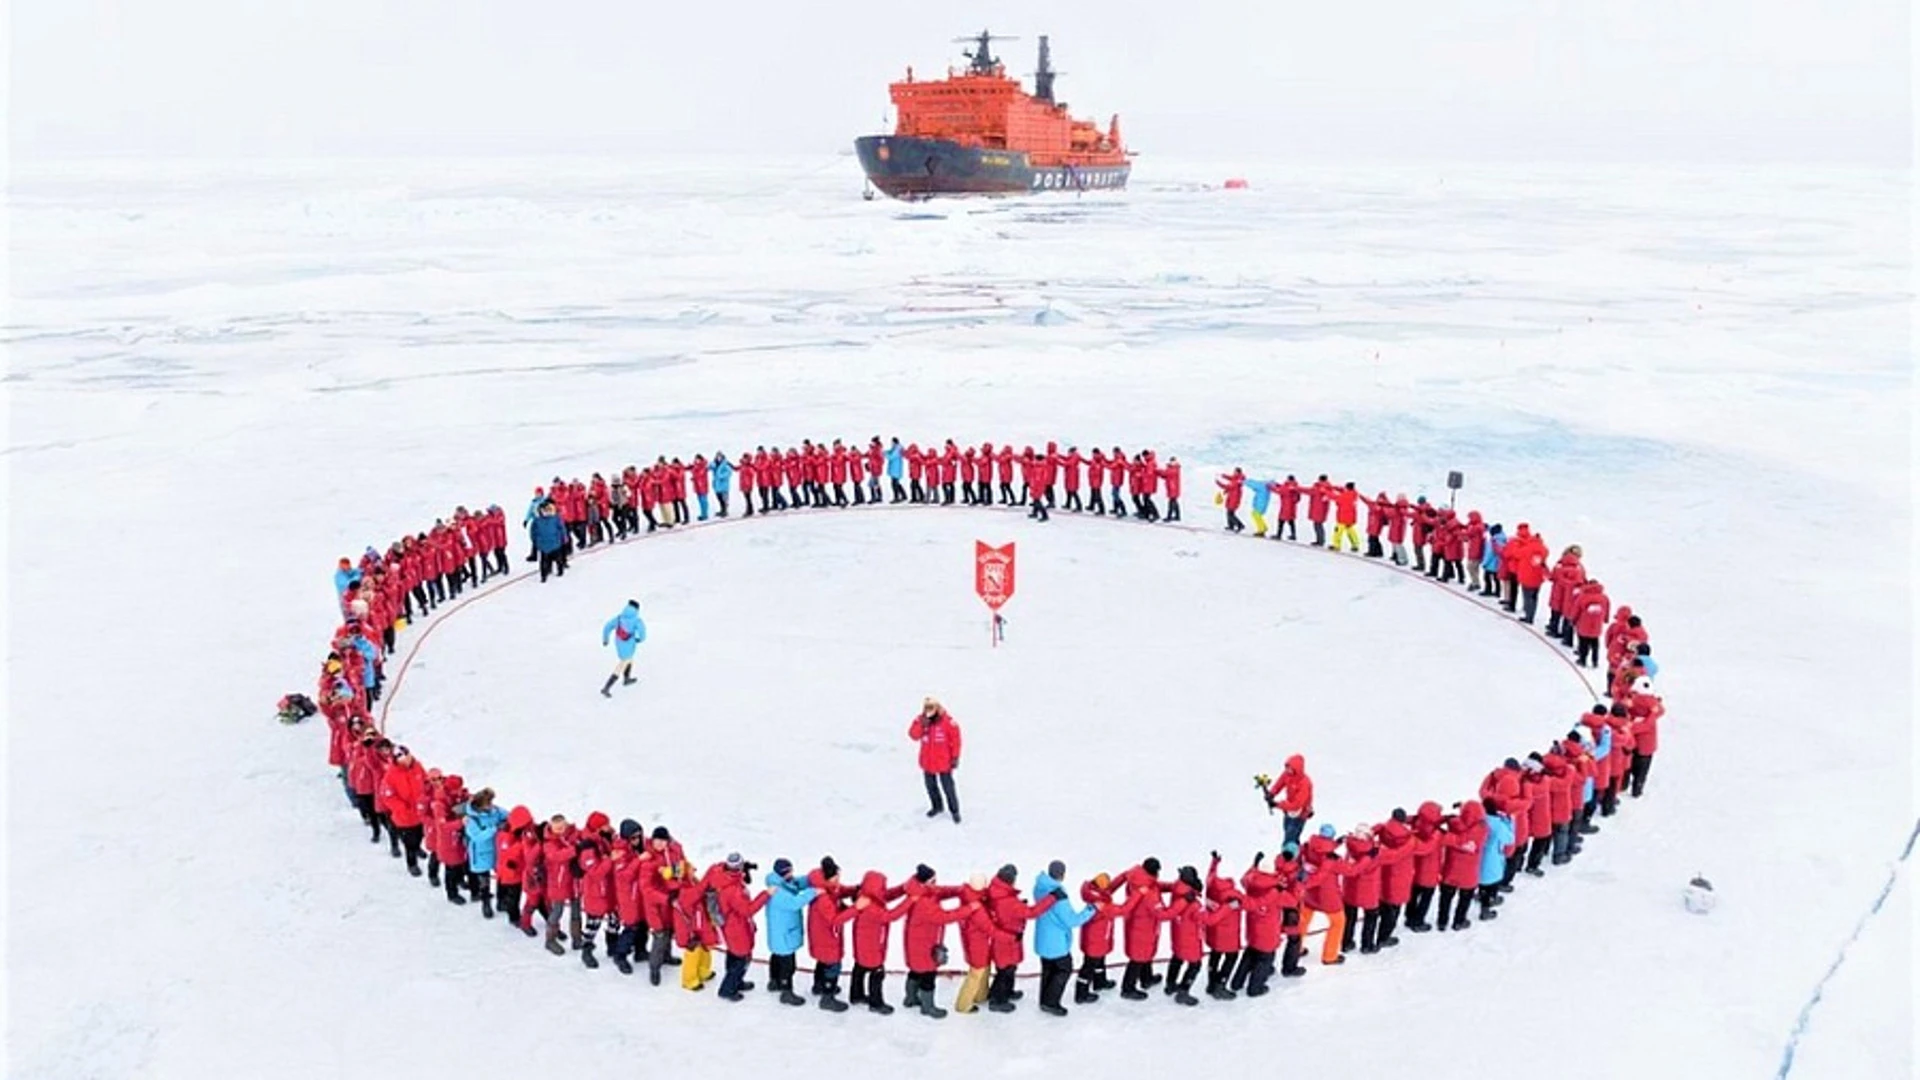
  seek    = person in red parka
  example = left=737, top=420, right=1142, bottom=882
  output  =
left=1230, top=853, right=1292, bottom=993
left=378, top=746, right=428, bottom=876
left=576, top=826, right=614, bottom=970
left=1573, top=579, right=1612, bottom=668
left=712, top=854, right=771, bottom=1001
left=540, top=815, right=582, bottom=956
left=1330, top=483, right=1363, bottom=552
left=805, top=856, right=861, bottom=1010
left=1265, top=754, right=1315, bottom=848
left=430, top=797, right=470, bottom=907
left=1115, top=859, right=1173, bottom=997
left=1371, top=814, right=1416, bottom=948
left=1074, top=873, right=1120, bottom=1002
left=901, top=864, right=976, bottom=1018
left=1339, top=831, right=1383, bottom=953
left=1547, top=545, right=1586, bottom=643
left=1627, top=681, right=1664, bottom=797
left=1437, top=800, right=1487, bottom=931
left=849, top=870, right=910, bottom=1014
left=672, top=860, right=719, bottom=991
left=1202, top=853, right=1246, bottom=999
left=1216, top=468, right=1247, bottom=533
left=983, top=863, right=1057, bottom=1012
left=1163, top=867, right=1207, bottom=1006
left=1299, top=830, right=1349, bottom=964
left=1160, top=456, right=1182, bottom=522
left=910, top=698, right=963, bottom=824
left=1404, top=801, right=1445, bottom=931
left=952, top=874, right=996, bottom=1014
left=1306, top=475, right=1333, bottom=546
left=1508, top=524, right=1550, bottom=623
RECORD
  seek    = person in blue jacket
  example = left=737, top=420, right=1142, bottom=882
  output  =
left=885, top=438, right=906, bottom=503
left=1477, top=803, right=1516, bottom=922
left=711, top=454, right=735, bottom=517
left=344, top=625, right=381, bottom=706
left=763, top=858, right=819, bottom=1007
left=523, top=488, right=551, bottom=562
left=1245, top=477, right=1276, bottom=537
left=1480, top=525, right=1506, bottom=596
left=599, top=600, right=646, bottom=697
left=529, top=500, right=568, bottom=583
left=1032, top=860, right=1096, bottom=1017
left=333, top=558, right=362, bottom=597
left=462, top=788, right=506, bottom=918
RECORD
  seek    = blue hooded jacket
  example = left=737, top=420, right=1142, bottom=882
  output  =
left=603, top=606, right=647, bottom=660
left=463, top=804, right=506, bottom=873
left=523, top=494, right=547, bottom=527
left=1483, top=529, right=1506, bottom=571
left=529, top=510, right=567, bottom=554
left=763, top=869, right=819, bottom=956
left=1030, top=872, right=1094, bottom=960
left=711, top=458, right=734, bottom=493
left=885, top=442, right=904, bottom=479
left=1246, top=479, right=1274, bottom=514
left=1480, top=813, right=1516, bottom=885
left=346, top=633, right=379, bottom=685
left=333, top=566, right=361, bottom=596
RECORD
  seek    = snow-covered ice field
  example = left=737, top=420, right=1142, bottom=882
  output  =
left=5, top=157, right=1912, bottom=1078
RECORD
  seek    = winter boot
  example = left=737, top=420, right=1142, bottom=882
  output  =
left=1075, top=985, right=1099, bottom=1004
left=919, top=998, right=948, bottom=1020
left=622, top=673, right=637, bottom=686
left=545, top=931, right=566, bottom=957
left=780, top=989, right=806, bottom=1007
left=1041, top=1003, right=1068, bottom=1017
left=903, top=982, right=922, bottom=1009
left=581, top=944, right=600, bottom=970
left=613, top=952, right=634, bottom=975
left=819, top=992, right=849, bottom=1013
left=1174, top=988, right=1199, bottom=1007
left=481, top=895, right=494, bottom=919
left=868, top=1000, right=895, bottom=1016
left=600, top=675, right=617, bottom=698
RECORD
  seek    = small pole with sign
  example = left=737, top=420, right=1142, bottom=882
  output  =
left=1447, top=470, right=1464, bottom=511
left=974, top=541, right=1016, bottom=647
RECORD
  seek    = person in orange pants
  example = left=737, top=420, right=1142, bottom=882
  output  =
left=1298, top=826, right=1349, bottom=964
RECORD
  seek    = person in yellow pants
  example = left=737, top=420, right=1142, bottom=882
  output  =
left=681, top=944, right=713, bottom=990
left=952, top=873, right=993, bottom=1013
left=1330, top=483, right=1363, bottom=552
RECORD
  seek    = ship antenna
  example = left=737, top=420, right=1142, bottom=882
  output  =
left=1034, top=35, right=1056, bottom=102
left=953, top=29, right=1015, bottom=75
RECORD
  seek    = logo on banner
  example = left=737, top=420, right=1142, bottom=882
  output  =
left=974, top=541, right=1016, bottom=611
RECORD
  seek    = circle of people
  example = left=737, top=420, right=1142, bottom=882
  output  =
left=312, top=436, right=1667, bottom=1020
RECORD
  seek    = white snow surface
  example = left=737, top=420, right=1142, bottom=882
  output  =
left=5, top=157, right=1913, bottom=1079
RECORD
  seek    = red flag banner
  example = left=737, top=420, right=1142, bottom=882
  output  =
left=974, top=541, right=1016, bottom=611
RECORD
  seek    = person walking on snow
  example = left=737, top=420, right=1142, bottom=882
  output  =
left=762, top=858, right=819, bottom=1006
left=911, top=698, right=963, bottom=823
left=1032, top=860, right=1095, bottom=1016
left=1216, top=468, right=1247, bottom=533
left=600, top=600, right=646, bottom=697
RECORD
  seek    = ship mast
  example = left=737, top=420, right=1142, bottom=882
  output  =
left=1034, top=36, right=1056, bottom=102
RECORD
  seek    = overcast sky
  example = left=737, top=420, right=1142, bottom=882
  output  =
left=10, top=0, right=1912, bottom=163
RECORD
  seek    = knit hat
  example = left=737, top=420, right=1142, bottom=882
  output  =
left=725, top=852, right=744, bottom=871
left=1142, top=857, right=1162, bottom=876
left=1281, top=842, right=1300, bottom=859
left=1503, top=758, right=1520, bottom=771
left=914, top=863, right=935, bottom=883
left=1046, top=860, right=1066, bottom=882
left=996, top=864, right=1018, bottom=884
left=584, top=811, right=610, bottom=833
left=821, top=856, right=841, bottom=879
left=1318, top=824, right=1336, bottom=839
left=618, top=819, right=642, bottom=841
left=772, top=858, right=793, bottom=878
left=651, top=826, right=671, bottom=841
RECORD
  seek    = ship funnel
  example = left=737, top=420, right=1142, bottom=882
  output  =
left=1035, top=36, right=1056, bottom=102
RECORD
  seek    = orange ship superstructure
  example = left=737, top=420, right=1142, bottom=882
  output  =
left=856, top=32, right=1131, bottom=199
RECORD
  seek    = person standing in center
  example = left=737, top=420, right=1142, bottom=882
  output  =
left=599, top=600, right=646, bottom=698
left=911, top=697, right=963, bottom=824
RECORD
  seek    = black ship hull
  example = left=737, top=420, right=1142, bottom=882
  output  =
left=854, top=136, right=1129, bottom=199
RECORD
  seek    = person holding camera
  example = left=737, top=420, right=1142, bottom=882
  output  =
left=909, top=698, right=963, bottom=824
left=713, top=853, right=770, bottom=1001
